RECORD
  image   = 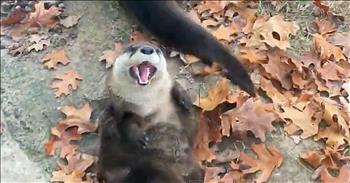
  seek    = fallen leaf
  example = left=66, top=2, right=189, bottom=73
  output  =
left=240, top=47, right=267, bottom=64
left=317, top=61, right=349, bottom=81
left=212, top=22, right=239, bottom=41
left=44, top=124, right=81, bottom=158
left=300, top=150, right=326, bottom=169
left=27, top=39, right=50, bottom=52
left=249, top=14, right=299, bottom=50
left=28, top=2, right=61, bottom=28
left=194, top=77, right=231, bottom=111
left=193, top=113, right=216, bottom=162
left=239, top=143, right=283, bottom=183
left=260, top=77, right=292, bottom=106
left=327, top=31, right=350, bottom=59
left=280, top=98, right=324, bottom=139
left=313, top=34, right=346, bottom=62
left=59, top=103, right=97, bottom=134
left=41, top=48, right=70, bottom=69
left=196, top=1, right=228, bottom=14
left=99, top=42, right=124, bottom=68
left=50, top=69, right=82, bottom=97
left=57, top=153, right=95, bottom=174
left=313, top=0, right=329, bottom=15
left=262, top=49, right=293, bottom=90
left=129, top=31, right=152, bottom=43
left=221, top=98, right=278, bottom=141
left=0, top=7, right=27, bottom=26
left=51, top=170, right=85, bottom=183
left=192, top=63, right=222, bottom=76
left=60, top=15, right=82, bottom=28
left=219, top=170, right=245, bottom=183
left=320, top=166, right=350, bottom=183
left=315, top=123, right=347, bottom=149
left=315, top=18, right=336, bottom=36
left=203, top=166, right=226, bottom=183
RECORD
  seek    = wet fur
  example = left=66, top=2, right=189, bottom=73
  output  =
left=119, top=1, right=256, bottom=96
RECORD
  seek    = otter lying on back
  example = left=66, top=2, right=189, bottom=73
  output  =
left=97, top=42, right=203, bottom=183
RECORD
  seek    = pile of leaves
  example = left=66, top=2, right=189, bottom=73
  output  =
left=2, top=1, right=350, bottom=183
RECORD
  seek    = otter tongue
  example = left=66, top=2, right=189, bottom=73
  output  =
left=138, top=63, right=151, bottom=84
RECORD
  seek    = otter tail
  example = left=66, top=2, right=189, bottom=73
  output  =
left=120, top=1, right=255, bottom=96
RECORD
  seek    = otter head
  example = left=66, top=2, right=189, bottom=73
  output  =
left=112, top=42, right=168, bottom=86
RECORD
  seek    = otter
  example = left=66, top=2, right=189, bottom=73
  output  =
left=119, top=1, right=256, bottom=96
left=97, top=42, right=203, bottom=183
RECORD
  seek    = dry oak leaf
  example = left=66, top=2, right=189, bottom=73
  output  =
left=262, top=49, right=293, bottom=90
left=317, top=61, right=349, bottom=81
left=320, top=166, right=350, bottom=183
left=196, top=1, right=228, bottom=15
left=313, top=0, right=329, bottom=15
left=59, top=103, right=97, bottom=134
left=259, top=77, right=292, bottom=106
left=194, top=77, right=231, bottom=111
left=229, top=2, right=257, bottom=34
left=239, top=143, right=283, bottom=183
left=193, top=113, right=216, bottom=163
left=315, top=123, right=348, bottom=149
left=0, top=7, right=27, bottom=26
left=27, top=34, right=50, bottom=52
left=203, top=166, right=226, bottom=183
left=279, top=99, right=324, bottom=139
left=51, top=170, right=86, bottom=183
left=315, top=18, right=336, bottom=36
left=192, top=63, right=222, bottom=76
left=50, top=69, right=82, bottom=97
left=239, top=47, right=267, bottom=64
left=249, top=14, right=299, bottom=50
left=44, top=124, right=81, bottom=158
left=212, top=22, right=239, bottom=42
left=41, top=48, right=70, bottom=69
left=313, top=34, right=346, bottom=62
left=320, top=97, right=350, bottom=138
left=300, top=150, right=326, bottom=169
left=60, top=15, right=82, bottom=28
left=99, top=42, right=124, bottom=69
left=57, top=153, right=95, bottom=175
left=219, top=170, right=245, bottom=183
left=327, top=31, right=350, bottom=59
left=221, top=98, right=278, bottom=141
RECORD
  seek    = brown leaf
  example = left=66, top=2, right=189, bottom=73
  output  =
left=320, top=166, right=350, bottom=183
left=41, top=48, right=70, bottom=69
left=315, top=18, right=336, bottom=36
left=192, top=63, right=222, bottom=76
left=239, top=143, right=283, bottom=183
left=212, top=22, right=239, bottom=41
left=240, top=47, right=267, bottom=64
left=260, top=77, right=292, bottom=106
left=50, top=69, right=82, bottom=97
left=249, top=14, right=299, bottom=50
left=99, top=42, right=124, bottom=69
left=313, top=34, right=346, bottom=62
left=279, top=98, right=323, bottom=139
left=27, top=36, right=50, bottom=52
left=219, top=170, right=245, bottom=183
left=0, top=7, right=27, bottom=26
left=59, top=103, right=97, bottom=134
left=51, top=170, right=85, bottom=183
left=262, top=49, right=293, bottom=90
left=327, top=31, right=350, bottom=59
left=58, top=153, right=95, bottom=174
left=193, top=113, right=216, bottom=162
left=203, top=166, right=226, bottom=183
left=315, top=123, right=347, bottom=149
left=129, top=31, right=152, bottom=43
left=28, top=2, right=61, bottom=28
left=300, top=150, right=326, bottom=169
left=221, top=98, right=278, bottom=141
left=194, top=77, right=231, bottom=111
left=60, top=15, right=82, bottom=28
left=196, top=1, right=228, bottom=14
left=44, top=124, right=81, bottom=158
left=313, top=0, right=329, bottom=15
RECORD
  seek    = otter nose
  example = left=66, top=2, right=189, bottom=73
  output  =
left=140, top=46, right=154, bottom=55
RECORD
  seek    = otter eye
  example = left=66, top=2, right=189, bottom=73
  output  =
left=155, top=48, right=161, bottom=54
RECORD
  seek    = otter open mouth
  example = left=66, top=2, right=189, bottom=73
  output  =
left=129, top=61, right=157, bottom=85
